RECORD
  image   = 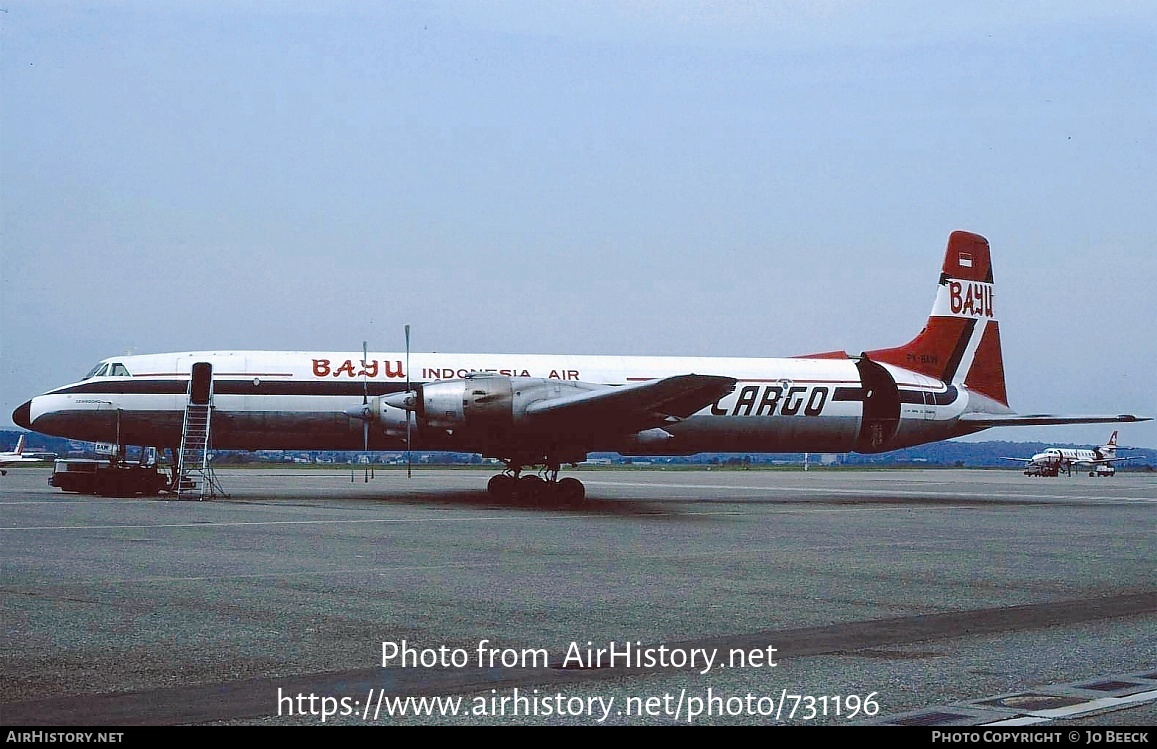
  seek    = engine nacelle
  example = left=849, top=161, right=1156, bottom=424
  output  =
left=379, top=375, right=602, bottom=439
left=375, top=402, right=414, bottom=438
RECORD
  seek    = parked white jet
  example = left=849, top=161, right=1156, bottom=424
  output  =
left=0, top=435, right=51, bottom=475
left=12, top=231, right=1148, bottom=501
left=1003, top=431, right=1141, bottom=477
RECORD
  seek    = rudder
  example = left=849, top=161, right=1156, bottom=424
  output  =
left=866, top=231, right=1008, bottom=406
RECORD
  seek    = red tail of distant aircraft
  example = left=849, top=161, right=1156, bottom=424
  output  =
left=0, top=435, right=50, bottom=475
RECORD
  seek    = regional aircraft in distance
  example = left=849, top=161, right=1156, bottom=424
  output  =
left=12, top=231, right=1149, bottom=502
left=0, top=435, right=51, bottom=475
left=1002, top=430, right=1142, bottom=477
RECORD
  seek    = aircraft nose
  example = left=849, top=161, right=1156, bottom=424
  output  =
left=12, top=400, right=32, bottom=430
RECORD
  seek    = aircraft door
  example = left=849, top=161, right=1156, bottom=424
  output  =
left=190, top=362, right=213, bottom=405
left=853, top=356, right=900, bottom=452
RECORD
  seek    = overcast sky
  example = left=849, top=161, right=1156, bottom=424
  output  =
left=2, top=1, right=1154, bottom=448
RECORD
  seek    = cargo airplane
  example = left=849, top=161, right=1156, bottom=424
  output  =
left=11, top=232, right=1149, bottom=502
left=1002, top=431, right=1141, bottom=477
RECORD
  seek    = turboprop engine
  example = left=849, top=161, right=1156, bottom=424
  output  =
left=375, top=374, right=603, bottom=440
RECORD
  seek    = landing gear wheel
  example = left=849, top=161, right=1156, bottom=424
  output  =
left=487, top=474, right=516, bottom=502
left=517, top=475, right=546, bottom=504
left=557, top=477, right=586, bottom=505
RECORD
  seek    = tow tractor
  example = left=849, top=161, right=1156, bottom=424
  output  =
left=1023, top=462, right=1060, bottom=477
left=49, top=452, right=170, bottom=496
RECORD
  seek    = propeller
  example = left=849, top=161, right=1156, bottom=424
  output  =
left=350, top=340, right=374, bottom=483
left=405, top=324, right=412, bottom=479
left=362, top=340, right=373, bottom=482
left=348, top=329, right=414, bottom=480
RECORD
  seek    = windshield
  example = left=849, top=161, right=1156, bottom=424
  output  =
left=82, top=363, right=109, bottom=380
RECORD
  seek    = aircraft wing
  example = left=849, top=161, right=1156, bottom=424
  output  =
left=525, top=374, right=737, bottom=433
left=0, top=456, right=45, bottom=467
left=999, top=457, right=1033, bottom=462
left=959, top=413, right=1151, bottom=427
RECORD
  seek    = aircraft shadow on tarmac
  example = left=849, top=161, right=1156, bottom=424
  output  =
left=201, top=487, right=677, bottom=516
left=335, top=490, right=674, bottom=516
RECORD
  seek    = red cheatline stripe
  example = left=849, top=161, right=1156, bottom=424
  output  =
left=132, top=372, right=295, bottom=378
left=628, top=377, right=858, bottom=384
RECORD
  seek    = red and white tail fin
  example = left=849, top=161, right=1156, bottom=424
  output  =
left=865, top=231, right=1008, bottom=406
left=12, top=434, right=25, bottom=456
left=1106, top=431, right=1118, bottom=448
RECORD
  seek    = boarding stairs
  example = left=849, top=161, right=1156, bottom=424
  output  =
left=175, top=362, right=227, bottom=500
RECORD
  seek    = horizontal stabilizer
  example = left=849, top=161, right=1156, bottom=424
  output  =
left=959, top=413, right=1151, bottom=427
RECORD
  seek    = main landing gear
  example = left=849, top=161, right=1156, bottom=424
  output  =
left=486, top=467, right=587, bottom=506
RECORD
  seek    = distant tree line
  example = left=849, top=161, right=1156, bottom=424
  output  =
left=2, top=430, right=1152, bottom=470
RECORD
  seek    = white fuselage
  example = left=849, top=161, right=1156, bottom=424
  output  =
left=17, top=349, right=991, bottom=456
left=0, top=439, right=44, bottom=469
left=1029, top=447, right=1110, bottom=467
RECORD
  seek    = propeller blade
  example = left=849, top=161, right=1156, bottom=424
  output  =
left=405, top=324, right=412, bottom=480
left=363, top=341, right=370, bottom=482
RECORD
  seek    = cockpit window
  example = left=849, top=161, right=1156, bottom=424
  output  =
left=109, top=363, right=131, bottom=377
left=83, top=363, right=110, bottom=379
